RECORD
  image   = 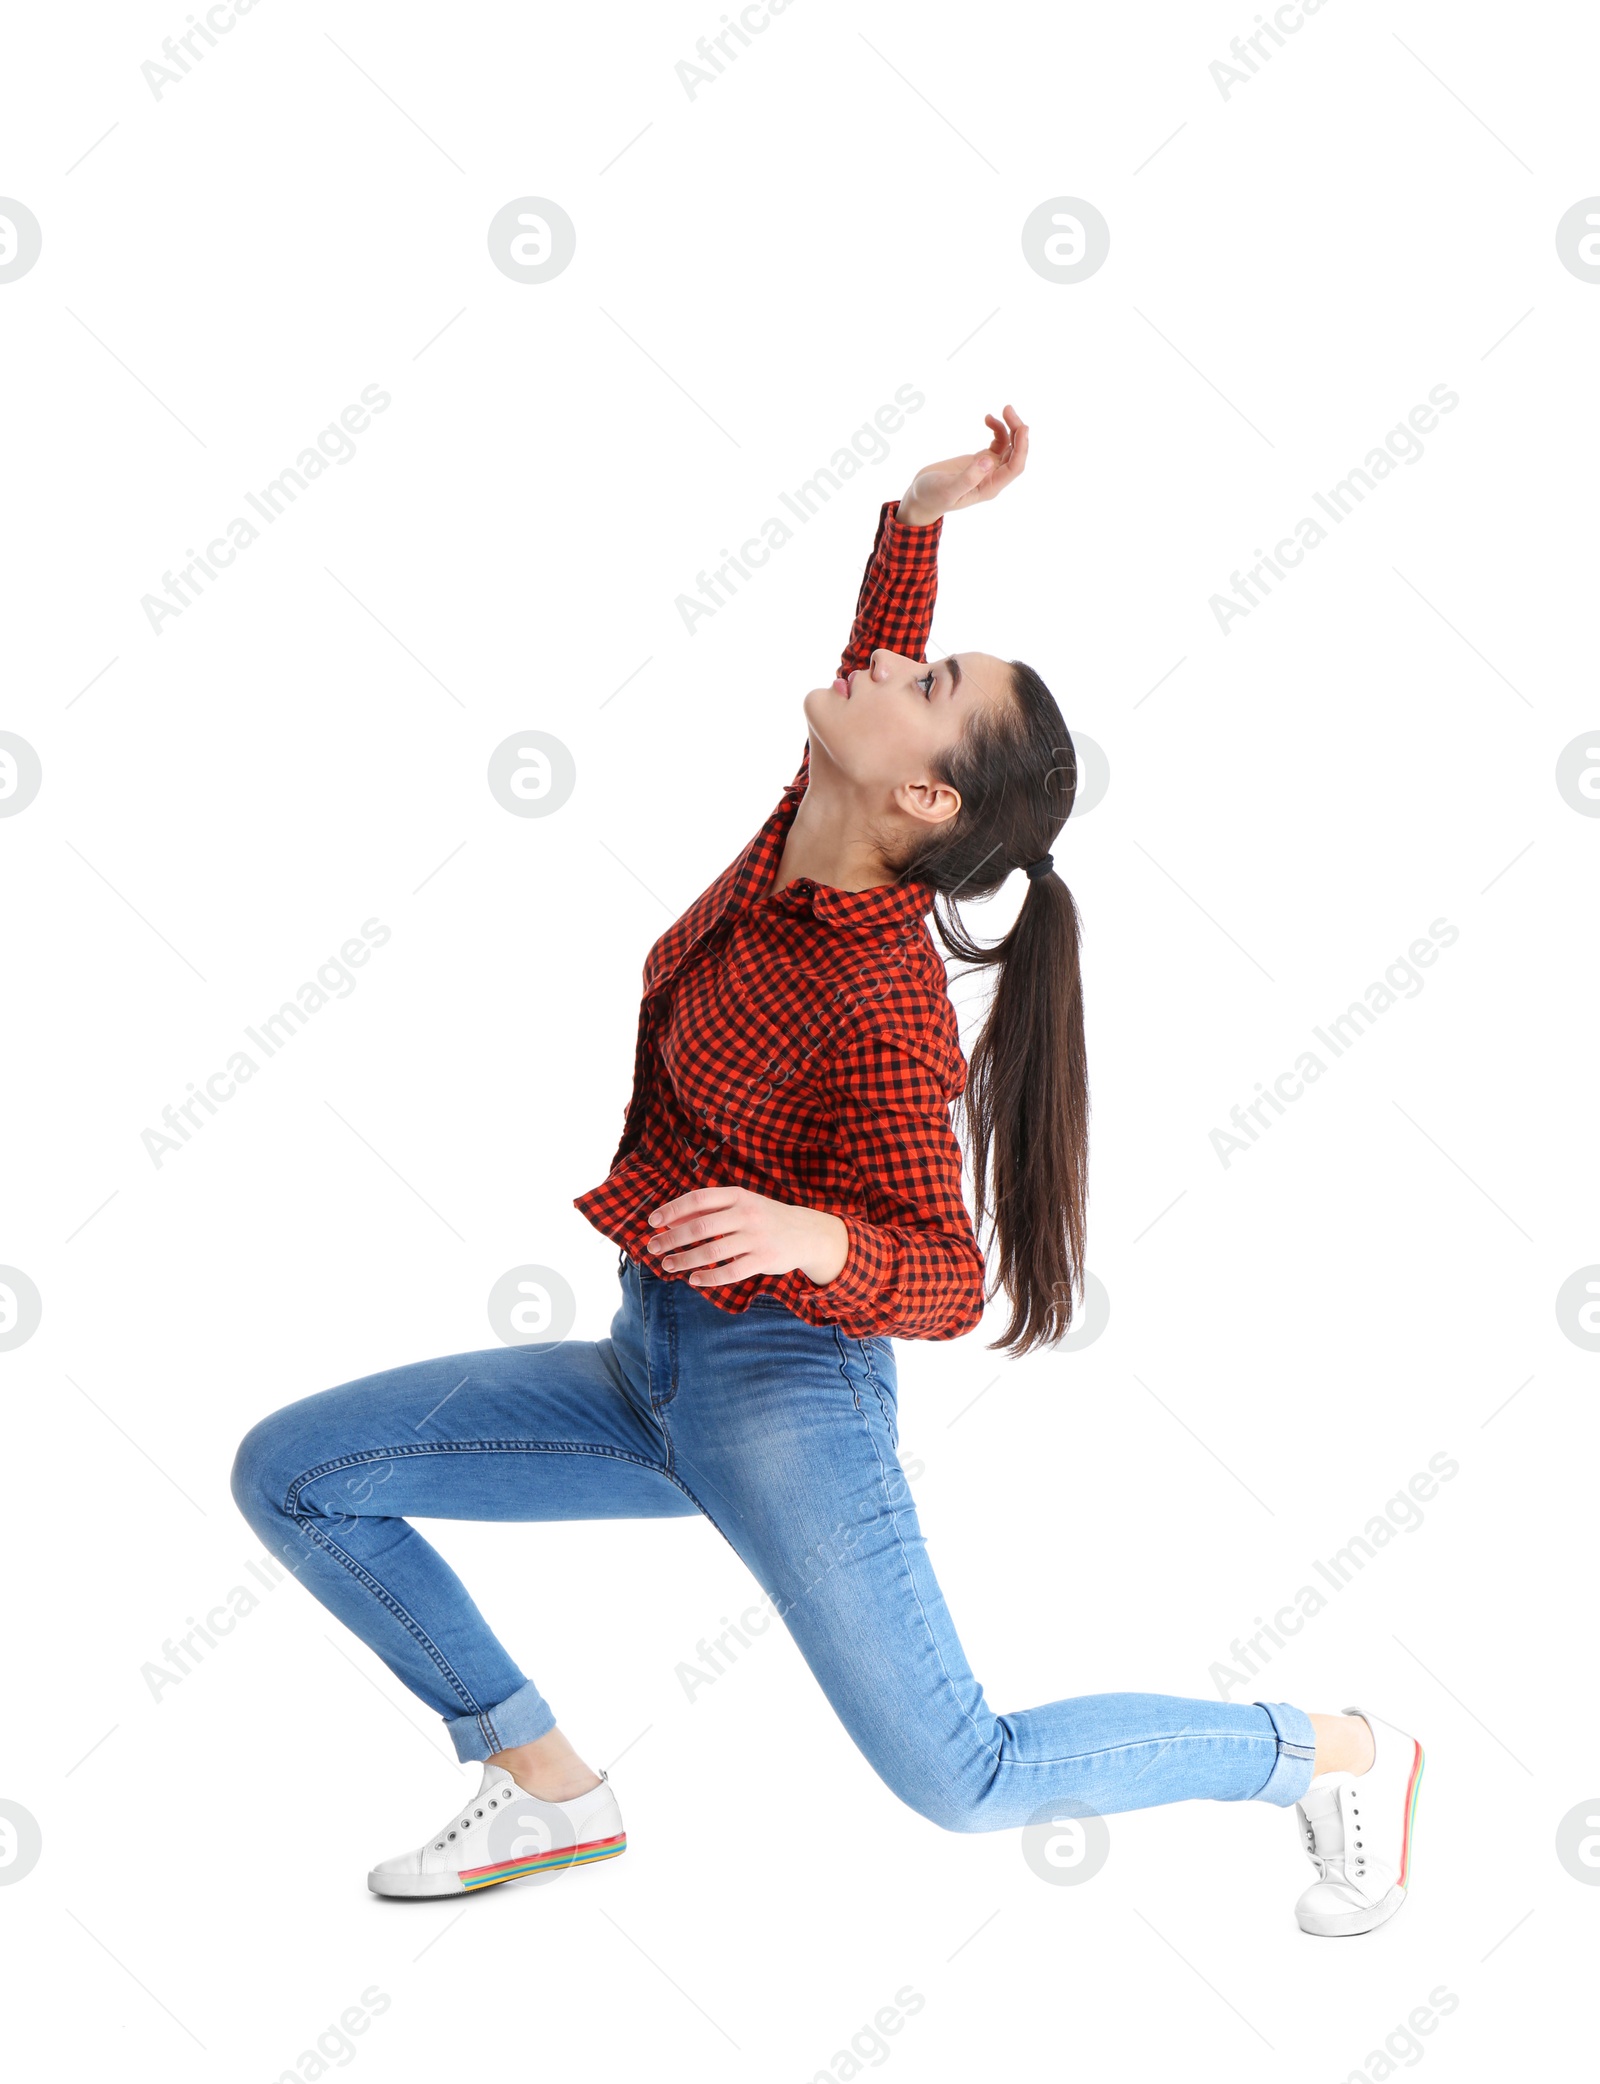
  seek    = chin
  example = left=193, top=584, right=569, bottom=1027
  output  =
left=800, top=708, right=843, bottom=770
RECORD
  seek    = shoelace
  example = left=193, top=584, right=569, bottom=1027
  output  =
left=435, top=1789, right=512, bottom=1853
left=432, top=1774, right=605, bottom=1852
left=1302, top=1792, right=1367, bottom=1882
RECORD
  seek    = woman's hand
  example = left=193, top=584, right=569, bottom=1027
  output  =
left=646, top=1186, right=849, bottom=1288
left=897, top=403, right=1029, bottom=526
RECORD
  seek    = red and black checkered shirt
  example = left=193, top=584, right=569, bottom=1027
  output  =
left=575, top=500, right=985, bottom=1341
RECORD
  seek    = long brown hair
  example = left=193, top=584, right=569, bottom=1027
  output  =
left=891, top=661, right=1087, bottom=1354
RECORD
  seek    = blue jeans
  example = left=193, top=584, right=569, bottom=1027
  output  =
left=231, top=1258, right=1314, bottom=1826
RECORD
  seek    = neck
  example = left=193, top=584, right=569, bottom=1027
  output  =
left=774, top=753, right=898, bottom=894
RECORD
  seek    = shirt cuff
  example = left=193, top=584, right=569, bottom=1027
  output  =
left=883, top=499, right=943, bottom=543
left=794, top=1216, right=893, bottom=1321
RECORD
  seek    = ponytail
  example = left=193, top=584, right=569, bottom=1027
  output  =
left=892, top=661, right=1088, bottom=1354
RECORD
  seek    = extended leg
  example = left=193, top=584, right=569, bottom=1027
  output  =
left=658, top=1308, right=1315, bottom=1828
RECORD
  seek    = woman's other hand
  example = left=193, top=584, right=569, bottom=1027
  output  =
left=897, top=404, right=1029, bottom=526
left=646, top=1186, right=849, bottom=1288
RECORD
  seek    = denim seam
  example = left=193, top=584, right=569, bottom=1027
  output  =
left=995, top=1732, right=1281, bottom=1774
left=642, top=1275, right=680, bottom=1474
left=281, top=1441, right=696, bottom=1721
left=457, top=1685, right=546, bottom=1755
left=663, top=1281, right=680, bottom=1406
left=855, top=1334, right=899, bottom=1447
left=630, top=1259, right=654, bottom=1421
left=1250, top=1700, right=1317, bottom=1801
left=284, top=1439, right=675, bottom=1483
left=640, top=1344, right=859, bottom=1621
left=1254, top=1703, right=1316, bottom=1759
left=276, top=1505, right=482, bottom=1719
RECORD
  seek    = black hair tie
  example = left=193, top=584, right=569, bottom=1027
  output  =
left=1024, top=854, right=1055, bottom=881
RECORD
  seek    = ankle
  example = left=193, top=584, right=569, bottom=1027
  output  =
left=509, top=1766, right=603, bottom=1803
left=1308, top=1711, right=1376, bottom=1778
left=488, top=1728, right=603, bottom=1803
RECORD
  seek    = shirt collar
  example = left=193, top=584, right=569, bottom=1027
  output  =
left=736, top=780, right=934, bottom=932
left=769, top=876, right=932, bottom=929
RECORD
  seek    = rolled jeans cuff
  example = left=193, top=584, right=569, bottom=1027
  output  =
left=445, top=1680, right=556, bottom=1763
left=1251, top=1699, right=1317, bottom=1807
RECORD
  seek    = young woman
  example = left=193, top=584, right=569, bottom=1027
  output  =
left=232, top=406, right=1423, bottom=1934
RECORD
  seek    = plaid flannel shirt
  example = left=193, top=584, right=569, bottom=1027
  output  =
left=575, top=500, right=985, bottom=1340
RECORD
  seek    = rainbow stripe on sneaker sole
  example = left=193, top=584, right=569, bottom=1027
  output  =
left=1398, top=1743, right=1424, bottom=1890
left=459, top=1830, right=627, bottom=1891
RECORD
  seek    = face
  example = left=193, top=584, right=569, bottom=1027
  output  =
left=802, top=647, right=1011, bottom=827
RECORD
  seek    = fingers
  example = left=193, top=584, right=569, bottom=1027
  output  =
left=647, top=1211, right=737, bottom=1255
left=657, top=1236, right=743, bottom=1273
left=647, top=1187, right=743, bottom=1263
left=642, top=1182, right=772, bottom=1284
left=973, top=405, right=1028, bottom=495
left=935, top=406, right=1029, bottom=508
left=648, top=1187, right=738, bottom=1231
left=687, top=1255, right=762, bottom=1288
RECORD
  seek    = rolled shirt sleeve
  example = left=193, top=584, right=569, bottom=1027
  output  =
left=786, top=498, right=946, bottom=797
left=777, top=1033, right=986, bottom=1341
left=839, top=501, right=944, bottom=677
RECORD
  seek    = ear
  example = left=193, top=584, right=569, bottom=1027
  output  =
left=892, top=778, right=962, bottom=828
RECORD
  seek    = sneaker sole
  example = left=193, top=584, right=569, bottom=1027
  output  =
left=1296, top=1881, right=1406, bottom=1937
left=369, top=1830, right=627, bottom=1899
left=1398, top=1742, right=1424, bottom=1889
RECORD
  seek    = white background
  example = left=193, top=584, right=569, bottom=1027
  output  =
left=2, top=0, right=1596, bottom=2076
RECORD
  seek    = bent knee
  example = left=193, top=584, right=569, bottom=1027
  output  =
left=229, top=1409, right=300, bottom=1522
left=888, top=1768, right=991, bottom=1835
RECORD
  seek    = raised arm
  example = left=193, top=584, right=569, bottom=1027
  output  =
left=839, top=405, right=1030, bottom=677
left=838, top=501, right=944, bottom=677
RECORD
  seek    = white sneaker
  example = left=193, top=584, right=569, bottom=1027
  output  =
left=368, top=1763, right=627, bottom=1899
left=1293, top=1706, right=1424, bottom=1936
